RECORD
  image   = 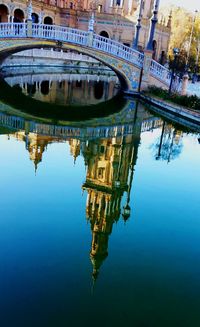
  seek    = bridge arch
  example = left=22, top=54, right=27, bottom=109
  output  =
left=0, top=40, right=140, bottom=91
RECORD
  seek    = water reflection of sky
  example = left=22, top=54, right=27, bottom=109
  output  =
left=0, top=107, right=200, bottom=326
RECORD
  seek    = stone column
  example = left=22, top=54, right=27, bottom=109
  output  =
left=140, top=50, right=153, bottom=90
left=87, top=12, right=94, bottom=47
left=27, top=0, right=33, bottom=37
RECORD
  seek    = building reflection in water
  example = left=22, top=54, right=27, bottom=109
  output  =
left=81, top=125, right=141, bottom=282
left=4, top=68, right=120, bottom=106
left=0, top=102, right=184, bottom=282
left=14, top=121, right=64, bottom=173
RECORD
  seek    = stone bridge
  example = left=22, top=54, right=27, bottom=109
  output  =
left=0, top=22, right=178, bottom=93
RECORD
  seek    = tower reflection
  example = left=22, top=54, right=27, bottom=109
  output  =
left=81, top=120, right=142, bottom=281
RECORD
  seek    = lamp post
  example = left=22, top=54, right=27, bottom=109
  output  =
left=168, top=47, right=179, bottom=96
left=133, top=0, right=143, bottom=49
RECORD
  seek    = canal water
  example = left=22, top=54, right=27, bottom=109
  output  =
left=0, top=68, right=200, bottom=327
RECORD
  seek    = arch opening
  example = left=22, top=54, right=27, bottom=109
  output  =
left=94, top=81, right=104, bottom=100
left=0, top=44, right=130, bottom=92
left=27, top=82, right=36, bottom=95
left=44, top=16, right=53, bottom=25
left=0, top=4, right=9, bottom=23
left=14, top=9, right=24, bottom=23
left=32, top=13, right=39, bottom=24
left=41, top=81, right=50, bottom=95
left=100, top=31, right=109, bottom=38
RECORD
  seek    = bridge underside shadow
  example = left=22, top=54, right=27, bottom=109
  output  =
left=0, top=38, right=141, bottom=92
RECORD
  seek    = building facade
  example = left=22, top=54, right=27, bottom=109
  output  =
left=0, top=0, right=171, bottom=62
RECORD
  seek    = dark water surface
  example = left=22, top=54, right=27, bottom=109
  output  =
left=0, top=69, right=200, bottom=327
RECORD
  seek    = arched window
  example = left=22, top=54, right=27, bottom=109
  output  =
left=14, top=9, right=24, bottom=23
left=44, top=16, right=53, bottom=25
left=32, top=13, right=39, bottom=24
left=0, top=4, right=9, bottom=23
left=100, top=31, right=109, bottom=38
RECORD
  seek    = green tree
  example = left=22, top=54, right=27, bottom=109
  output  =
left=165, top=6, right=200, bottom=73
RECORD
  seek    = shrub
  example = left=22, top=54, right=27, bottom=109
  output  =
left=146, top=86, right=200, bottom=111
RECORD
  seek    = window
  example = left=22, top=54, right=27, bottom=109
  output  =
left=100, top=146, right=105, bottom=154
left=97, top=5, right=102, bottom=13
left=98, top=168, right=105, bottom=179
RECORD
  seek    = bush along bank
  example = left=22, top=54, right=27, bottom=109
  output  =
left=145, top=86, right=200, bottom=111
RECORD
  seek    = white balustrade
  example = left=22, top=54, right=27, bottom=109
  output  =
left=0, top=23, right=27, bottom=38
left=0, top=23, right=144, bottom=68
left=32, top=24, right=88, bottom=46
left=93, top=34, right=144, bottom=68
left=150, top=59, right=182, bottom=92
left=150, top=60, right=171, bottom=86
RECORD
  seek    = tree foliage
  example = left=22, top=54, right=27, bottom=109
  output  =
left=164, top=6, right=200, bottom=73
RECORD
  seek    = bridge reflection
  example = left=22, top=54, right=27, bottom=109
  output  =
left=3, top=68, right=120, bottom=106
left=0, top=101, right=163, bottom=141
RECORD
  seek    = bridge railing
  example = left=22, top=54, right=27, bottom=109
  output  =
left=0, top=22, right=27, bottom=38
left=32, top=24, right=88, bottom=46
left=150, top=60, right=171, bottom=86
left=0, top=22, right=144, bottom=68
left=150, top=59, right=183, bottom=92
left=93, top=34, right=144, bottom=68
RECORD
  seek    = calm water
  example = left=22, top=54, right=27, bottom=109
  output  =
left=0, top=69, right=200, bottom=327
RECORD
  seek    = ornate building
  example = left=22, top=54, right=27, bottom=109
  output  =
left=0, top=0, right=171, bottom=61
